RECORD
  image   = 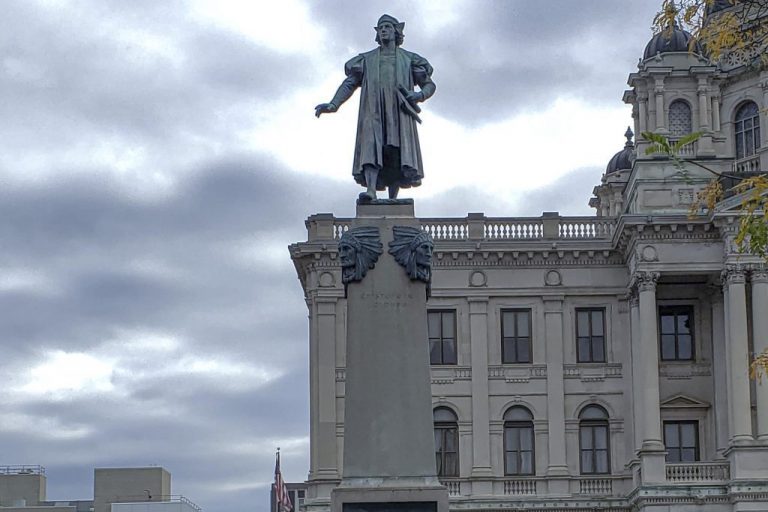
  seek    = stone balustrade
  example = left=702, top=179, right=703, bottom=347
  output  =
left=577, top=477, right=614, bottom=495
left=503, top=478, right=538, bottom=495
left=308, top=213, right=617, bottom=242
left=665, top=462, right=730, bottom=483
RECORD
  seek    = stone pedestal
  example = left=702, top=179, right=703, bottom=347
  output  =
left=332, top=201, right=448, bottom=512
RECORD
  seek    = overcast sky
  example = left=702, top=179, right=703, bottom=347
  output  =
left=1, top=1, right=662, bottom=511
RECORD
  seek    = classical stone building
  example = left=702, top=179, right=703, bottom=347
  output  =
left=290, top=6, right=768, bottom=512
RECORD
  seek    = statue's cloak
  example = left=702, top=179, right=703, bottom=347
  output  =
left=341, top=48, right=434, bottom=190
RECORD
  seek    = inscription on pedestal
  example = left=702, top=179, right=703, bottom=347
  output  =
left=344, top=503, right=437, bottom=512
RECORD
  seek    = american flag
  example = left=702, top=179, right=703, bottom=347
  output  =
left=274, top=449, right=293, bottom=512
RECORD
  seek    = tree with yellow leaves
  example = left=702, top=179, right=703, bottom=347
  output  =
left=654, top=0, right=768, bottom=66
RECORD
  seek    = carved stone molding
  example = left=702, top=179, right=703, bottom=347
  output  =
left=631, top=271, right=660, bottom=292
left=722, top=265, right=747, bottom=286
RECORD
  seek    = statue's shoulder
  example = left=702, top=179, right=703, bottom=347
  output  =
left=399, top=48, right=431, bottom=67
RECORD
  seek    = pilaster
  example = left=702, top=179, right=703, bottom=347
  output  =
left=543, top=297, right=569, bottom=494
left=469, top=297, right=493, bottom=479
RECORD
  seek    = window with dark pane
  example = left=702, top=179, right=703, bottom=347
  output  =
left=735, top=101, right=761, bottom=159
left=428, top=310, right=457, bottom=365
left=434, top=407, right=459, bottom=477
left=579, top=405, right=610, bottom=474
left=503, top=406, right=535, bottom=475
left=664, top=421, right=699, bottom=463
left=576, top=308, right=606, bottom=363
left=669, top=100, right=692, bottom=136
left=502, top=309, right=532, bottom=363
left=658, top=306, right=694, bottom=361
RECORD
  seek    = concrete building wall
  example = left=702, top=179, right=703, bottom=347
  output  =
left=93, top=468, right=171, bottom=512
left=0, top=474, right=46, bottom=507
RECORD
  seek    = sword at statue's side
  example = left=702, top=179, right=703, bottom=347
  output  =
left=397, top=85, right=422, bottom=124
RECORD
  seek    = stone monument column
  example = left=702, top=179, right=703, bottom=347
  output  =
left=331, top=201, right=448, bottom=512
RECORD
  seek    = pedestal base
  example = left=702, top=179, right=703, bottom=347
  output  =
left=332, top=481, right=449, bottom=512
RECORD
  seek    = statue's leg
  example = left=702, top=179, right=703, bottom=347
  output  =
left=361, top=165, right=378, bottom=201
left=388, top=185, right=399, bottom=199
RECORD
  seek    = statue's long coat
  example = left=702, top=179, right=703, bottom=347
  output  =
left=332, top=48, right=435, bottom=190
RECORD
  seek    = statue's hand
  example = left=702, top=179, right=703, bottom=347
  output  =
left=404, top=90, right=424, bottom=104
left=315, top=103, right=337, bottom=117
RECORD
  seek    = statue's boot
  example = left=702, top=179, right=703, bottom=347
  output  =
left=359, top=167, right=378, bottom=201
left=388, top=185, right=399, bottom=199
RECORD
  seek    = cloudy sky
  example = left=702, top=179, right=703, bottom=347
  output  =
left=1, top=1, right=662, bottom=511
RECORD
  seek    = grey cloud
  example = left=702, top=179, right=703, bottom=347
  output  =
left=307, top=0, right=660, bottom=124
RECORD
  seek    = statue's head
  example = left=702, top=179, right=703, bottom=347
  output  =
left=388, top=226, right=434, bottom=283
left=374, top=14, right=405, bottom=46
left=338, top=227, right=383, bottom=284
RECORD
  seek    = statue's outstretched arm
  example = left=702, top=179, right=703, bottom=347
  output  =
left=315, top=74, right=362, bottom=117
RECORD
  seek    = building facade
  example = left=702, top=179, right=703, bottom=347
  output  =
left=290, top=7, right=768, bottom=512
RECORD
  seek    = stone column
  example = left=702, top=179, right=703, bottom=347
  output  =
left=637, top=93, right=649, bottom=158
left=710, top=286, right=729, bottom=455
left=469, top=297, right=493, bottom=485
left=752, top=267, right=768, bottom=441
left=629, top=292, right=642, bottom=454
left=712, top=94, right=721, bottom=133
left=654, top=79, right=666, bottom=132
left=723, top=266, right=753, bottom=444
left=544, top=297, right=568, bottom=494
left=761, top=73, right=768, bottom=147
left=633, top=271, right=666, bottom=483
left=697, top=79, right=710, bottom=130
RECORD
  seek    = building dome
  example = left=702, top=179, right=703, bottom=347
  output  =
left=643, top=23, right=703, bottom=59
left=606, top=127, right=635, bottom=174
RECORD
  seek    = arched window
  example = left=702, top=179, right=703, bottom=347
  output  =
left=579, top=405, right=610, bottom=474
left=434, top=407, right=459, bottom=477
left=735, top=101, right=761, bottom=159
left=503, top=406, right=535, bottom=475
left=669, top=100, right=692, bottom=136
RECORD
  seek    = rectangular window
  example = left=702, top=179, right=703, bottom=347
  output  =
left=664, top=421, right=699, bottom=463
left=504, top=424, right=535, bottom=475
left=579, top=423, right=610, bottom=474
left=659, top=306, right=694, bottom=361
left=502, top=309, right=532, bottom=364
left=428, top=310, right=457, bottom=365
left=576, top=308, right=606, bottom=363
left=435, top=425, right=459, bottom=476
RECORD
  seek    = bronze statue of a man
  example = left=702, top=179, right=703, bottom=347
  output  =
left=315, top=14, right=436, bottom=201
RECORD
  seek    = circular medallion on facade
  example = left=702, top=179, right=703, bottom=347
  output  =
left=469, top=270, right=487, bottom=287
left=544, top=269, right=562, bottom=286
left=640, top=245, right=658, bottom=262
left=318, top=271, right=335, bottom=287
